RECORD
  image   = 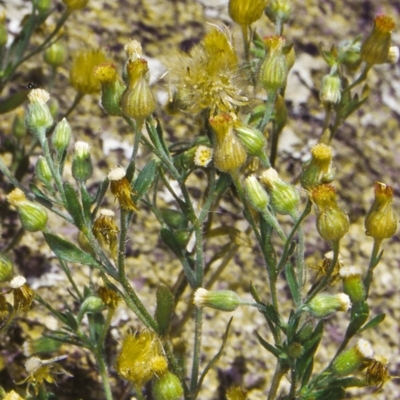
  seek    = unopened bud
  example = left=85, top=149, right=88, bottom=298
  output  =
left=209, top=113, right=247, bottom=173
left=260, top=168, right=300, bottom=215
left=193, top=288, right=244, bottom=312
left=265, top=0, right=293, bottom=24
left=44, top=41, right=67, bottom=69
left=259, top=36, right=288, bottom=92
left=79, top=296, right=104, bottom=315
left=0, top=252, right=14, bottom=282
left=72, top=141, right=93, bottom=182
left=93, top=63, right=125, bottom=116
left=235, top=125, right=266, bottom=158
left=152, top=371, right=184, bottom=400
left=300, top=143, right=335, bottom=190
left=320, top=74, right=342, bottom=105
left=306, top=293, right=351, bottom=318
left=52, top=118, right=72, bottom=156
left=120, top=58, right=155, bottom=120
left=365, top=182, right=397, bottom=241
left=25, top=89, right=53, bottom=134
left=7, top=189, right=48, bottom=232
left=228, top=0, right=266, bottom=26
left=361, top=14, right=396, bottom=65
left=35, top=156, right=52, bottom=186
left=244, top=175, right=269, bottom=212
left=312, top=184, right=349, bottom=243
left=332, top=339, right=374, bottom=376
left=340, top=266, right=365, bottom=303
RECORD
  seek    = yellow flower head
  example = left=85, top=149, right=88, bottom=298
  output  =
left=19, top=355, right=70, bottom=396
left=10, top=276, right=35, bottom=312
left=93, top=209, right=119, bottom=258
left=70, top=48, right=109, bottom=94
left=108, top=167, right=138, bottom=212
left=116, top=331, right=168, bottom=387
left=167, top=28, right=248, bottom=113
left=97, top=286, right=120, bottom=309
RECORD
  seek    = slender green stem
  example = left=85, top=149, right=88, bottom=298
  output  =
left=117, top=210, right=158, bottom=332
left=363, top=239, right=382, bottom=297
left=241, top=24, right=250, bottom=63
left=342, top=63, right=372, bottom=94
left=95, top=347, right=114, bottom=400
left=62, top=91, right=85, bottom=119
left=267, top=363, right=285, bottom=400
left=259, top=90, right=277, bottom=133
left=190, top=307, right=203, bottom=397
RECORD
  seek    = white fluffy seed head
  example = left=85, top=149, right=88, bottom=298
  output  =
left=10, top=275, right=26, bottom=289
left=108, top=167, right=126, bottom=181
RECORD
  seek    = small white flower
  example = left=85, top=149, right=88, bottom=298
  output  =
left=194, top=146, right=213, bottom=167
left=10, top=275, right=26, bottom=289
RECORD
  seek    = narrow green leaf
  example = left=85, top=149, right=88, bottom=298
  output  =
left=255, top=331, right=281, bottom=358
left=133, top=159, right=158, bottom=199
left=0, top=91, right=28, bottom=114
left=30, top=183, right=53, bottom=205
left=344, top=301, right=369, bottom=339
left=155, top=285, right=175, bottom=336
left=63, top=182, right=84, bottom=229
left=287, top=310, right=300, bottom=342
left=285, top=262, right=300, bottom=306
left=359, top=313, right=385, bottom=333
left=249, top=282, right=262, bottom=304
left=43, top=233, right=103, bottom=271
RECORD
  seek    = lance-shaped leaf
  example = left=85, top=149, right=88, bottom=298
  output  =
left=63, top=182, right=85, bottom=229
left=359, top=313, right=385, bottom=333
left=44, top=233, right=104, bottom=271
left=155, top=285, right=175, bottom=336
left=133, top=159, right=158, bottom=199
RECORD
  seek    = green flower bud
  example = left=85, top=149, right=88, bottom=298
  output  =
left=52, top=118, right=72, bottom=156
left=152, top=371, right=184, bottom=400
left=34, top=0, right=51, bottom=14
left=193, top=288, right=244, bottom=312
left=265, top=0, right=293, bottom=24
left=287, top=342, right=305, bottom=359
left=120, top=58, right=155, bottom=121
left=7, top=189, right=48, bottom=232
left=23, top=337, right=62, bottom=357
left=209, top=113, right=247, bottom=174
left=12, top=108, right=27, bottom=140
left=260, top=168, right=300, bottom=216
left=44, top=41, right=67, bottom=69
left=332, top=339, right=374, bottom=376
left=0, top=252, right=14, bottom=283
left=228, top=0, right=266, bottom=26
left=340, top=266, right=365, bottom=303
left=259, top=36, right=288, bottom=92
left=235, top=125, right=266, bottom=157
left=244, top=175, right=269, bottom=212
left=320, top=74, right=342, bottom=105
left=300, top=144, right=335, bottom=190
left=93, top=63, right=125, bottom=116
left=312, top=184, right=350, bottom=243
left=35, top=156, right=52, bottom=185
left=306, top=293, right=351, bottom=318
left=365, top=182, right=397, bottom=242
left=25, top=89, right=54, bottom=134
left=361, top=15, right=395, bottom=65
left=79, top=296, right=104, bottom=315
left=72, top=141, right=93, bottom=182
